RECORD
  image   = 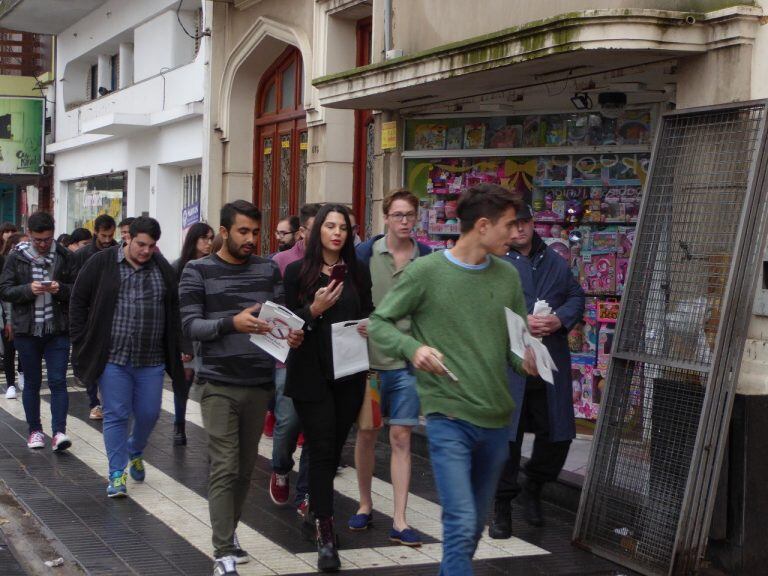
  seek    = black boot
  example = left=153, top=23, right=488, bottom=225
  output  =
left=522, top=480, right=544, bottom=527
left=489, top=498, right=512, bottom=539
left=173, top=422, right=187, bottom=446
left=315, top=517, right=341, bottom=572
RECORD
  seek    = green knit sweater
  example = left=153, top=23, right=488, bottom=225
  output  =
left=369, top=251, right=527, bottom=428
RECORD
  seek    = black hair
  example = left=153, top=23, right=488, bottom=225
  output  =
left=177, top=222, right=214, bottom=280
left=457, top=184, right=523, bottom=233
left=118, top=216, right=136, bottom=228
left=27, top=211, right=55, bottom=233
left=220, top=200, right=261, bottom=231
left=69, top=227, right=93, bottom=244
left=298, top=204, right=363, bottom=301
left=299, top=203, right=321, bottom=227
left=57, top=233, right=72, bottom=247
left=129, top=216, right=162, bottom=241
left=282, top=215, right=300, bottom=233
left=0, top=222, right=18, bottom=237
left=94, top=213, right=116, bottom=232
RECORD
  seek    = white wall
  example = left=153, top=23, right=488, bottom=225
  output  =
left=134, top=10, right=197, bottom=83
left=53, top=118, right=203, bottom=259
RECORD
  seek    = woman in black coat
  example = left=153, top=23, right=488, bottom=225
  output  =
left=284, top=204, right=373, bottom=573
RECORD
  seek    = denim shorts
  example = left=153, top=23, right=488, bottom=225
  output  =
left=379, top=367, right=420, bottom=426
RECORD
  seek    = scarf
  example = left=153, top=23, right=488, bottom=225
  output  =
left=16, top=241, right=55, bottom=336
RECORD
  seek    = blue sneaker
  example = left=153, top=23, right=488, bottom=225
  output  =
left=129, top=455, right=145, bottom=482
left=107, top=471, right=127, bottom=498
left=348, top=512, right=373, bottom=531
left=389, top=527, right=422, bottom=547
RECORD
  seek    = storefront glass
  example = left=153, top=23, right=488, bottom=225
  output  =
left=66, top=173, right=127, bottom=232
left=403, top=109, right=655, bottom=429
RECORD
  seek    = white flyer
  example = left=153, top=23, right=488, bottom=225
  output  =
left=249, top=301, right=305, bottom=363
left=331, top=320, right=370, bottom=379
left=504, top=307, right=557, bottom=385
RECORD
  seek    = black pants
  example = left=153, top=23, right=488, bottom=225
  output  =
left=495, top=379, right=571, bottom=501
left=173, top=370, right=195, bottom=425
left=293, top=377, right=365, bottom=519
left=1, top=332, right=21, bottom=386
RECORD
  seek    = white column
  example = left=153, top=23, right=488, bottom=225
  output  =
left=149, top=164, right=183, bottom=260
left=97, top=54, right=111, bottom=94
left=118, top=43, right=134, bottom=89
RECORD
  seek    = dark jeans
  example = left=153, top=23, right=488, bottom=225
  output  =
left=86, top=379, right=100, bottom=409
left=495, top=381, right=571, bottom=501
left=271, top=367, right=309, bottom=505
left=1, top=331, right=21, bottom=387
left=293, top=377, right=365, bottom=519
left=173, top=370, right=194, bottom=425
left=14, top=334, right=70, bottom=435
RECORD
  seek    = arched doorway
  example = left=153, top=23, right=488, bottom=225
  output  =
left=254, top=46, right=307, bottom=255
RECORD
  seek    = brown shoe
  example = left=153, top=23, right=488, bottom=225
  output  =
left=89, top=405, right=104, bottom=420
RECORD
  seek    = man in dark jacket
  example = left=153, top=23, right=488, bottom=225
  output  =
left=490, top=204, right=585, bottom=538
left=180, top=200, right=303, bottom=576
left=70, top=217, right=184, bottom=498
left=73, top=212, right=119, bottom=420
left=0, top=211, right=76, bottom=452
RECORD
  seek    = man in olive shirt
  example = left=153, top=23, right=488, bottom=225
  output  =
left=351, top=190, right=431, bottom=546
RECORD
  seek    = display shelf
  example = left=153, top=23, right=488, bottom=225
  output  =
left=402, top=144, right=651, bottom=159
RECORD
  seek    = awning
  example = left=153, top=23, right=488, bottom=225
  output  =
left=312, top=7, right=762, bottom=111
left=0, top=0, right=109, bottom=34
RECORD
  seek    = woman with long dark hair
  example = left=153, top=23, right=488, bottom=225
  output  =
left=0, top=222, right=18, bottom=254
left=284, top=204, right=373, bottom=572
left=171, top=222, right=214, bottom=444
left=1, top=232, right=27, bottom=399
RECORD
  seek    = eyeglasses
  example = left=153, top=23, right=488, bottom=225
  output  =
left=275, top=230, right=295, bottom=238
left=388, top=212, right=417, bottom=222
left=31, top=236, right=54, bottom=245
left=199, top=236, right=214, bottom=243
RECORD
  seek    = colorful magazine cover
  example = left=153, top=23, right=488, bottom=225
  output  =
left=463, top=122, right=487, bottom=149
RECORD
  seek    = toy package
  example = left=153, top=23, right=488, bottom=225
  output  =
left=446, top=126, right=463, bottom=150
left=616, top=258, right=630, bottom=295
left=591, top=231, right=618, bottom=254
left=572, top=355, right=597, bottom=420
left=617, top=227, right=635, bottom=257
left=523, top=115, right=543, bottom=146
left=463, top=122, right=487, bottom=149
left=489, top=122, right=523, bottom=148
left=617, top=109, right=651, bottom=145
left=597, top=299, right=620, bottom=324
left=566, top=114, right=588, bottom=146
left=597, top=325, right=615, bottom=372
left=581, top=253, right=616, bottom=294
left=413, top=124, right=447, bottom=150
left=543, top=115, right=567, bottom=146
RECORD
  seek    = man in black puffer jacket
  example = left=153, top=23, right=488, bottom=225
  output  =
left=0, top=211, right=77, bottom=453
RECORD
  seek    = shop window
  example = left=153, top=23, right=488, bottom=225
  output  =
left=67, top=172, right=127, bottom=232
left=254, top=46, right=305, bottom=255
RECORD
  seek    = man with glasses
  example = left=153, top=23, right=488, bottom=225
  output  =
left=274, top=217, right=299, bottom=253
left=350, top=189, right=431, bottom=545
left=0, top=212, right=77, bottom=451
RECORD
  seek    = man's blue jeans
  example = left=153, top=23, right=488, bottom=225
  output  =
left=15, top=334, right=70, bottom=435
left=271, top=366, right=309, bottom=505
left=426, top=414, right=510, bottom=576
left=100, top=362, right=164, bottom=476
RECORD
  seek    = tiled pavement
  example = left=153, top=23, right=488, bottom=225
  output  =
left=0, top=378, right=635, bottom=575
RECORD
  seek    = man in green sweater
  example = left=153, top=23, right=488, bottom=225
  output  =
left=369, top=184, right=537, bottom=576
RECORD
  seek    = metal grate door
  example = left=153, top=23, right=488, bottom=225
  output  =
left=573, top=102, right=768, bottom=576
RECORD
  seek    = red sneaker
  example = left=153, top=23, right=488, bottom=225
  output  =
left=269, top=472, right=289, bottom=506
left=297, top=433, right=305, bottom=447
left=262, top=410, right=276, bottom=438
left=297, top=495, right=309, bottom=519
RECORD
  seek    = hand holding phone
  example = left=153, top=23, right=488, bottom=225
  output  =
left=40, top=280, right=53, bottom=288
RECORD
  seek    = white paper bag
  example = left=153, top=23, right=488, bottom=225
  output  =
left=504, top=307, right=557, bottom=385
left=249, top=301, right=305, bottom=363
left=331, top=320, right=370, bottom=380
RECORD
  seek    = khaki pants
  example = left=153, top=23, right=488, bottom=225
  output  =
left=200, top=381, right=270, bottom=557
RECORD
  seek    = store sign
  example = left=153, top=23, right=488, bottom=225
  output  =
left=381, top=121, right=397, bottom=150
left=0, top=97, right=44, bottom=175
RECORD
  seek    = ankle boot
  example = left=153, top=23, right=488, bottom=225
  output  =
left=489, top=498, right=512, bottom=539
left=173, top=422, right=187, bottom=446
left=522, top=480, right=544, bottom=527
left=315, top=517, right=341, bottom=572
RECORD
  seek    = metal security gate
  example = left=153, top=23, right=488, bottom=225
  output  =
left=573, top=102, right=768, bottom=576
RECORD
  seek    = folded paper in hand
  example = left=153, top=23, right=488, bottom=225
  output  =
left=533, top=299, right=552, bottom=316
left=505, top=307, right=557, bottom=385
left=332, top=320, right=370, bottom=380
left=249, top=301, right=305, bottom=363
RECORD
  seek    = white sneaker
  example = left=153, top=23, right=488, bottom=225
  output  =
left=232, top=532, right=249, bottom=564
left=5, top=385, right=16, bottom=399
left=52, top=432, right=72, bottom=452
left=16, top=372, right=23, bottom=391
left=212, top=555, right=239, bottom=576
left=27, top=430, right=45, bottom=449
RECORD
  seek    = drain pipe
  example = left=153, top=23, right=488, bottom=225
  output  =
left=384, top=0, right=403, bottom=60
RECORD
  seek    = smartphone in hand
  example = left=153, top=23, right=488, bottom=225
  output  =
left=329, top=263, right=347, bottom=283
left=40, top=280, right=53, bottom=288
